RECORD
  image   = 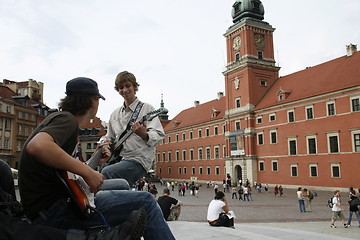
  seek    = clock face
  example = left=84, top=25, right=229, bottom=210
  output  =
left=254, top=34, right=265, bottom=48
left=232, top=36, right=241, bottom=50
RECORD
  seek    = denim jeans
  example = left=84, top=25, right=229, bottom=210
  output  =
left=33, top=191, right=175, bottom=240
left=347, top=210, right=360, bottom=226
left=101, top=159, right=147, bottom=186
left=101, top=179, right=130, bottom=191
left=298, top=199, right=306, bottom=212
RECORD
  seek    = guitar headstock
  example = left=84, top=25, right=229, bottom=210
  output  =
left=142, top=108, right=168, bottom=122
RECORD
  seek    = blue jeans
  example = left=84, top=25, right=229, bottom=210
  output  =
left=101, top=179, right=130, bottom=191
left=347, top=211, right=360, bottom=226
left=298, top=199, right=306, bottom=212
left=32, top=191, right=175, bottom=240
left=101, top=159, right=147, bottom=186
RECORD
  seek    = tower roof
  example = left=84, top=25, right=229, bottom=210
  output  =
left=232, top=0, right=264, bottom=23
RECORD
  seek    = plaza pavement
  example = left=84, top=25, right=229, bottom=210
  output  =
left=153, top=183, right=359, bottom=239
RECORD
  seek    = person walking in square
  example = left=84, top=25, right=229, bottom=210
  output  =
left=297, top=187, right=306, bottom=212
left=330, top=190, right=349, bottom=228
left=346, top=189, right=360, bottom=227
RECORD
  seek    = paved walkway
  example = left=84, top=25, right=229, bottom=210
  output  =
left=154, top=183, right=359, bottom=239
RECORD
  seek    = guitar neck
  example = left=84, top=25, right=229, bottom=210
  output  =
left=114, top=129, right=134, bottom=151
left=87, top=148, right=103, bottom=169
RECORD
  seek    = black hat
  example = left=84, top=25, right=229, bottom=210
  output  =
left=65, top=77, right=105, bottom=100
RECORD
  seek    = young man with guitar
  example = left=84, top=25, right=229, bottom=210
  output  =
left=100, top=71, right=165, bottom=186
left=19, top=77, right=175, bottom=239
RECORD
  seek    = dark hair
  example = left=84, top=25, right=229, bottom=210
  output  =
left=58, top=95, right=97, bottom=115
left=215, top=191, right=225, bottom=200
left=163, top=188, right=170, bottom=195
left=114, top=71, right=140, bottom=91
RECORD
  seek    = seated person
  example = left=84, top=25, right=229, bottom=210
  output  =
left=0, top=159, right=135, bottom=240
left=207, top=191, right=235, bottom=228
left=157, top=188, right=182, bottom=221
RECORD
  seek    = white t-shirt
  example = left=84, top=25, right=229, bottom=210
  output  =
left=207, top=199, right=225, bottom=221
left=332, top=196, right=341, bottom=211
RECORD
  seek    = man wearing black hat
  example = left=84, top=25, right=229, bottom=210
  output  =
left=18, top=77, right=175, bottom=240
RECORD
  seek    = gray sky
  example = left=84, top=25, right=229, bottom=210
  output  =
left=1, top=0, right=359, bottom=121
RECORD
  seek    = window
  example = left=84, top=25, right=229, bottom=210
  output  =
left=327, top=133, right=339, bottom=153
left=168, top=152, right=172, bottom=162
left=198, top=148, right=203, bottom=160
left=309, top=164, right=318, bottom=177
left=176, top=151, right=180, bottom=161
left=215, top=166, right=220, bottom=175
left=306, top=106, right=314, bottom=119
left=288, top=138, right=297, bottom=155
left=5, top=119, right=11, bottom=130
left=271, top=160, right=278, bottom=172
left=270, top=130, right=277, bottom=144
left=351, top=97, right=360, bottom=112
left=190, top=149, right=194, bottom=160
left=260, top=80, right=267, bottom=86
left=207, top=166, right=211, bottom=175
left=161, top=152, right=165, bottom=162
left=182, top=150, right=186, bottom=161
left=291, top=164, right=298, bottom=177
left=4, top=139, right=10, bottom=149
left=183, top=167, right=187, bottom=175
left=199, top=166, right=203, bottom=175
left=206, top=128, right=210, bottom=137
left=178, top=167, right=182, bottom=174
left=168, top=167, right=171, bottom=174
left=257, top=132, right=264, bottom=145
left=307, top=136, right=317, bottom=154
left=198, top=129, right=202, bottom=138
left=168, top=136, right=171, bottom=143
left=235, top=121, right=241, bottom=130
left=235, top=53, right=240, bottom=62
left=190, top=131, right=193, bottom=139
left=327, top=102, right=336, bottom=116
left=214, top=126, right=218, bottom=135
left=206, top=148, right=211, bottom=159
left=235, top=97, right=241, bottom=108
left=182, top=133, right=186, bottom=141
left=256, top=117, right=262, bottom=124
left=192, top=167, right=195, bottom=175
left=259, top=160, right=264, bottom=171
left=176, top=134, right=179, bottom=142
left=352, top=131, right=360, bottom=152
left=331, top=163, right=341, bottom=178
left=258, top=51, right=263, bottom=59
left=214, top=147, right=219, bottom=158
left=269, top=113, right=276, bottom=122
left=288, top=110, right=295, bottom=123
left=87, top=143, right=91, bottom=149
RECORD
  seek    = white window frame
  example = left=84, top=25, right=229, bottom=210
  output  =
left=350, top=96, right=360, bottom=112
left=330, top=163, right=341, bottom=178
left=290, top=164, right=298, bottom=177
left=351, top=130, right=360, bottom=152
left=288, top=137, right=297, bottom=155
left=235, top=97, right=241, bottom=108
left=305, top=105, right=314, bottom=120
left=258, top=160, right=265, bottom=171
left=327, top=132, right=340, bottom=153
left=269, top=113, right=276, bottom=122
left=269, top=129, right=277, bottom=144
left=306, top=135, right=318, bottom=154
left=257, top=132, right=264, bottom=145
left=287, top=110, right=295, bottom=123
left=256, top=116, right=263, bottom=124
left=271, top=159, right=278, bottom=172
left=326, top=101, right=336, bottom=116
left=309, top=163, right=318, bottom=178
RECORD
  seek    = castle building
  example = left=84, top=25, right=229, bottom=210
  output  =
left=156, top=0, right=360, bottom=190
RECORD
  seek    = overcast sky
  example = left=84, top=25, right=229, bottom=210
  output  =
left=1, top=0, right=359, bottom=121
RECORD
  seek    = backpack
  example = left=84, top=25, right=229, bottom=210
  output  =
left=327, top=197, right=334, bottom=208
left=309, top=191, right=314, bottom=200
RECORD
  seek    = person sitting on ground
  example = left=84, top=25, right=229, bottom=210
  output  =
left=207, top=191, right=235, bottom=228
left=157, top=188, right=182, bottom=221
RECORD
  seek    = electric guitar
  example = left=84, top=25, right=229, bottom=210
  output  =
left=57, top=108, right=166, bottom=217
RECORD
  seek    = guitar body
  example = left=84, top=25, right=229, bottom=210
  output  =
left=57, top=170, right=94, bottom=218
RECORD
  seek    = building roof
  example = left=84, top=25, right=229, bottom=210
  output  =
left=164, top=96, right=226, bottom=132
left=255, top=51, right=360, bottom=109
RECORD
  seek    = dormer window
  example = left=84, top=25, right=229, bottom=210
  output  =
left=276, top=87, right=291, bottom=101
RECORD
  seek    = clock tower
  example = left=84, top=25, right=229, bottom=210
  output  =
left=223, top=0, right=280, bottom=184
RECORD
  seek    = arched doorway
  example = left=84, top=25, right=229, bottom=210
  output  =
left=234, top=165, right=242, bottom=183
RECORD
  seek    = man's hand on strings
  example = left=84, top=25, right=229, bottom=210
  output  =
left=131, top=122, right=149, bottom=141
